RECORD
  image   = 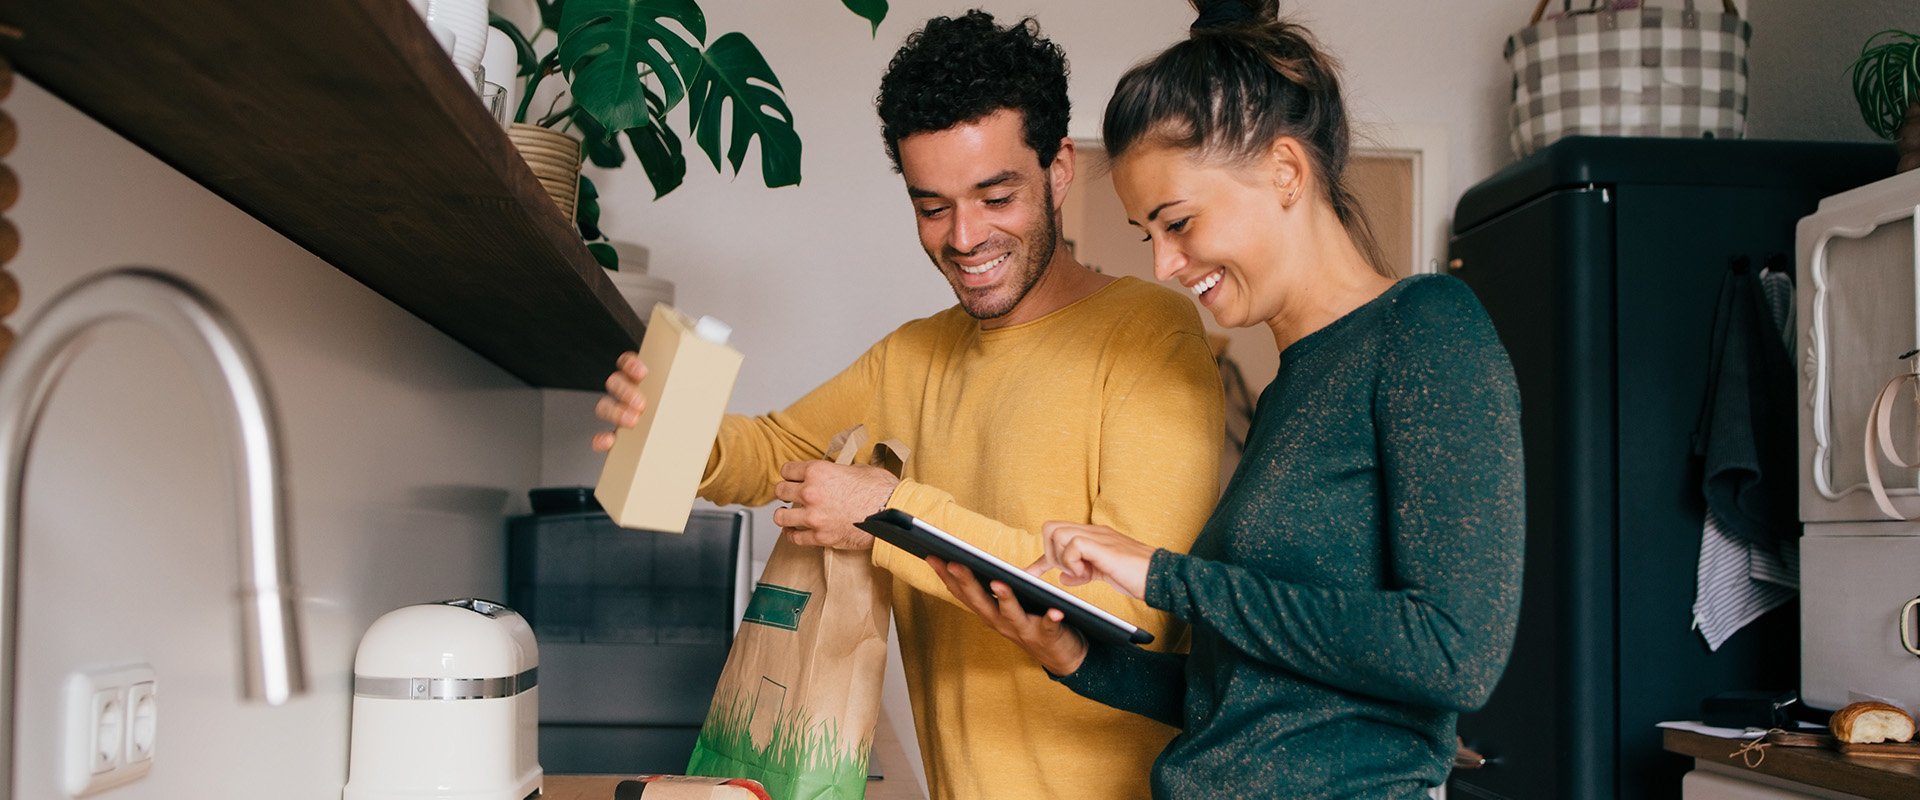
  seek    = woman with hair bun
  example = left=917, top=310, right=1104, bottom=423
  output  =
left=929, top=1, right=1526, bottom=796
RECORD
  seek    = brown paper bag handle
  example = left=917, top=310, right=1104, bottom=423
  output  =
left=826, top=424, right=911, bottom=478
left=828, top=425, right=871, bottom=466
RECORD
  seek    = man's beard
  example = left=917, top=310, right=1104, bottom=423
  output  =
left=945, top=183, right=1060, bottom=321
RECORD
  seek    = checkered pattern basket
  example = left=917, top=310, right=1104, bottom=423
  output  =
left=1506, top=0, right=1750, bottom=157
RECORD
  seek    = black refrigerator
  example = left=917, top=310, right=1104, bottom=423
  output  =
left=1445, top=137, right=1891, bottom=800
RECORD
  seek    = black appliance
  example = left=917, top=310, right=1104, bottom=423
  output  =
left=508, top=499, right=750, bottom=774
left=1445, top=137, right=1893, bottom=800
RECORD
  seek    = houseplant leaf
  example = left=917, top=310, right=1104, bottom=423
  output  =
left=574, top=84, right=687, bottom=198
left=838, top=0, right=887, bottom=35
left=559, top=0, right=708, bottom=134
left=1850, top=30, right=1920, bottom=140
left=488, top=13, right=541, bottom=78
left=625, top=89, right=688, bottom=198
left=576, top=173, right=604, bottom=242
left=685, top=32, right=801, bottom=188
left=574, top=107, right=626, bottom=169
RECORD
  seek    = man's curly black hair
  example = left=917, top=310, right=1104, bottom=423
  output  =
left=874, top=10, right=1071, bottom=173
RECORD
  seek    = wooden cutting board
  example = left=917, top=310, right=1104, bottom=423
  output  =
left=1766, top=730, right=1920, bottom=761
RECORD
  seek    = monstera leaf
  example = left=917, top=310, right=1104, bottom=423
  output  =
left=559, top=0, right=707, bottom=134
left=526, top=0, right=879, bottom=197
left=684, top=32, right=800, bottom=188
left=840, top=0, right=886, bottom=34
left=574, top=94, right=687, bottom=199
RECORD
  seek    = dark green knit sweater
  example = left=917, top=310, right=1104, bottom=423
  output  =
left=1059, top=274, right=1525, bottom=799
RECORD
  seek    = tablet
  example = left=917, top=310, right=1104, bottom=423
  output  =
left=855, top=509, right=1154, bottom=646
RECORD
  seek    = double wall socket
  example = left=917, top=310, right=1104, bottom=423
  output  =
left=63, top=664, right=155, bottom=797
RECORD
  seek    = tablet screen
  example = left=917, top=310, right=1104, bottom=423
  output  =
left=856, top=509, right=1153, bottom=646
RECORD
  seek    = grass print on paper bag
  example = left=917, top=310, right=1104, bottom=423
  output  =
left=688, top=690, right=872, bottom=800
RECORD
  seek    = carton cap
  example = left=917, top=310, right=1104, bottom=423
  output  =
left=693, top=315, right=733, bottom=345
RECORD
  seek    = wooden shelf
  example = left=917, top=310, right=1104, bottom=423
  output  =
left=0, top=0, right=644, bottom=390
left=1665, top=729, right=1920, bottom=799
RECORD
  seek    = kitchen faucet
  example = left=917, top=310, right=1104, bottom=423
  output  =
left=0, top=268, right=306, bottom=794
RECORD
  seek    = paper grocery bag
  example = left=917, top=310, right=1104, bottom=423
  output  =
left=686, top=426, right=905, bottom=800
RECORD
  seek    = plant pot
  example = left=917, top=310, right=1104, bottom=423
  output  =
left=506, top=122, right=582, bottom=221
left=1900, top=102, right=1920, bottom=174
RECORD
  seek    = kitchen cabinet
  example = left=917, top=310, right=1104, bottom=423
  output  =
left=0, top=0, right=643, bottom=390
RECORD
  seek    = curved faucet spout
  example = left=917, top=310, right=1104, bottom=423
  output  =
left=0, top=268, right=306, bottom=795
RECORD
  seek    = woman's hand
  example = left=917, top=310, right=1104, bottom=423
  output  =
left=1033, top=522, right=1157, bottom=599
left=929, top=556, right=1088, bottom=676
left=590, top=352, right=648, bottom=452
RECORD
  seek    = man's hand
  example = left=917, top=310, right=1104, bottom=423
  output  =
left=771, top=460, right=900, bottom=549
left=590, top=352, right=648, bottom=453
left=930, top=556, right=1089, bottom=676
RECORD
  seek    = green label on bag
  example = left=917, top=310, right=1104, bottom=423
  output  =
left=743, top=583, right=811, bottom=631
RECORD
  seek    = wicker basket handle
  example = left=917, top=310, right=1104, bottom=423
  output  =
left=1529, top=0, right=1738, bottom=26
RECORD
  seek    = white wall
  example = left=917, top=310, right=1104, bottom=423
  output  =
left=1748, top=0, right=1911, bottom=142
left=8, top=79, right=540, bottom=797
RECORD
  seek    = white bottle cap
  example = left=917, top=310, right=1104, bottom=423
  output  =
left=693, top=315, right=733, bottom=345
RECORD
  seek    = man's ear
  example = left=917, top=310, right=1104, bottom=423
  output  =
left=1048, top=137, right=1076, bottom=210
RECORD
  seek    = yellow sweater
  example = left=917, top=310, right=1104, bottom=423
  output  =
left=699, top=276, right=1223, bottom=800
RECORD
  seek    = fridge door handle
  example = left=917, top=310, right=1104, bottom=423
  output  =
left=1900, top=596, right=1920, bottom=657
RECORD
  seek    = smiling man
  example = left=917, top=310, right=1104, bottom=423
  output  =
left=595, top=10, right=1223, bottom=800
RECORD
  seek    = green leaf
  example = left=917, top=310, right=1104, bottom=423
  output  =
left=838, top=0, right=887, bottom=36
left=627, top=114, right=687, bottom=198
left=1850, top=29, right=1920, bottom=140
left=576, top=174, right=604, bottom=241
left=560, top=0, right=708, bottom=134
left=537, top=0, right=565, bottom=33
left=685, top=32, right=801, bottom=188
left=588, top=241, right=620, bottom=269
left=575, top=84, right=684, bottom=198
left=488, top=13, right=541, bottom=78
left=574, top=108, right=627, bottom=169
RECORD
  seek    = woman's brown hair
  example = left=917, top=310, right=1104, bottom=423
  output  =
left=1103, top=0, right=1391, bottom=276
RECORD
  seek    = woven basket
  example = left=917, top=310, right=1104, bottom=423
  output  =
left=1506, top=0, right=1750, bottom=158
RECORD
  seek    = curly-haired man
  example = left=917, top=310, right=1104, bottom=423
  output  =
left=597, top=11, right=1223, bottom=799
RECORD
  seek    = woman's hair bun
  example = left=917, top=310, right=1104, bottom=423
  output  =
left=1190, top=0, right=1278, bottom=32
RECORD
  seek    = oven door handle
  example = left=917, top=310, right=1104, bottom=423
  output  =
left=1900, top=596, right=1920, bottom=657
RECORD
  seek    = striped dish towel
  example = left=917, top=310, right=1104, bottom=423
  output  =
left=1693, top=508, right=1798, bottom=651
left=1691, top=264, right=1799, bottom=651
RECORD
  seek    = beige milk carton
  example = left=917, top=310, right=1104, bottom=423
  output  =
left=595, top=304, right=743, bottom=532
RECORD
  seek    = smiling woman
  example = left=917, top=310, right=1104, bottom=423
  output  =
left=1064, top=132, right=1442, bottom=479
left=925, top=2, right=1525, bottom=798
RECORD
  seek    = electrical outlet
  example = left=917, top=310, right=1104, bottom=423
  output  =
left=63, top=664, right=154, bottom=797
left=125, top=682, right=156, bottom=763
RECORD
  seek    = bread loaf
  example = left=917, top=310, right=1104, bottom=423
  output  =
left=1830, top=701, right=1916, bottom=744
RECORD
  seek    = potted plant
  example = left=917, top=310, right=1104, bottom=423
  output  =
left=1849, top=29, right=1920, bottom=173
left=491, top=0, right=886, bottom=267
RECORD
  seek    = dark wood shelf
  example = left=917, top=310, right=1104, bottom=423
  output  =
left=0, top=0, right=644, bottom=390
left=1665, top=729, right=1920, bottom=799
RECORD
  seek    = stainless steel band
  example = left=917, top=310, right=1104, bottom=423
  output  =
left=353, top=667, right=538, bottom=701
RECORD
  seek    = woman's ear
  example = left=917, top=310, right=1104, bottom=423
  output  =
left=1267, top=136, right=1307, bottom=206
